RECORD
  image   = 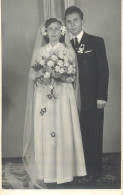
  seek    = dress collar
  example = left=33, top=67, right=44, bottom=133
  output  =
left=48, top=42, right=61, bottom=49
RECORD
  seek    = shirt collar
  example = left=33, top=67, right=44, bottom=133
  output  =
left=71, top=31, right=84, bottom=44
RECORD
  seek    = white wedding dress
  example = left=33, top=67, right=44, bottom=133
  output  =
left=5, top=42, right=86, bottom=189
left=23, top=42, right=86, bottom=185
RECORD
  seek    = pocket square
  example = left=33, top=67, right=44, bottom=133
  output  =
left=84, top=50, right=92, bottom=53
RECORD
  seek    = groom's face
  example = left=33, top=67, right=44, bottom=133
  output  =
left=65, top=12, right=82, bottom=36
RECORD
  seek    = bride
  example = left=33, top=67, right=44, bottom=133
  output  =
left=22, top=17, right=86, bottom=188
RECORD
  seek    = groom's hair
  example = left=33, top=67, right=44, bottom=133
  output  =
left=44, top=18, right=64, bottom=43
left=64, top=6, right=84, bottom=20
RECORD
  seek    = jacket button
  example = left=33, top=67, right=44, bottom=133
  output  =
left=84, top=60, right=87, bottom=63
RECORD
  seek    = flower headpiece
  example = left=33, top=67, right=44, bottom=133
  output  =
left=41, top=25, right=67, bottom=36
left=41, top=26, right=47, bottom=36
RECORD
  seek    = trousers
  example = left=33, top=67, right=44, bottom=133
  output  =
left=80, top=109, right=104, bottom=177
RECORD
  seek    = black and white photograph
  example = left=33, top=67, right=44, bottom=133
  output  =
left=1, top=0, right=121, bottom=192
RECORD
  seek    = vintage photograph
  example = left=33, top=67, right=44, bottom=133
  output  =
left=2, top=0, right=121, bottom=190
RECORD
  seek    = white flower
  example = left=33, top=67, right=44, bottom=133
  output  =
left=69, top=57, right=73, bottom=63
left=51, top=55, right=58, bottom=62
left=60, top=68, right=65, bottom=74
left=57, top=60, right=63, bottom=67
left=64, top=62, right=70, bottom=67
left=73, top=75, right=76, bottom=80
left=49, top=84, right=54, bottom=89
left=72, top=68, right=76, bottom=74
left=55, top=66, right=61, bottom=72
left=43, top=53, right=50, bottom=59
left=47, top=60, right=54, bottom=67
left=77, top=48, right=84, bottom=53
left=77, top=44, right=85, bottom=53
left=67, top=77, right=75, bottom=82
left=60, top=25, right=67, bottom=35
left=44, top=72, right=50, bottom=79
left=39, top=59, right=45, bottom=66
left=58, top=52, right=64, bottom=59
left=72, top=63, right=76, bottom=67
left=41, top=26, right=47, bottom=36
left=67, top=65, right=73, bottom=74
left=69, top=65, right=73, bottom=69
left=64, top=56, right=69, bottom=62
left=52, top=49, right=59, bottom=55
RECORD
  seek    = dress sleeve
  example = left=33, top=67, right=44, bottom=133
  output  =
left=29, top=49, right=38, bottom=80
left=29, top=48, right=44, bottom=81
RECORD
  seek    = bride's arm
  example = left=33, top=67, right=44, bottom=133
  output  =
left=29, top=49, right=38, bottom=80
left=29, top=49, right=44, bottom=81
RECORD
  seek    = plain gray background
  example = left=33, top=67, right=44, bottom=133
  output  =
left=2, top=0, right=121, bottom=157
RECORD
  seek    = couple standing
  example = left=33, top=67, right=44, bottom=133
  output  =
left=23, top=6, right=109, bottom=188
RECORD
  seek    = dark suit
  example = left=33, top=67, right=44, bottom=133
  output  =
left=71, top=32, right=109, bottom=177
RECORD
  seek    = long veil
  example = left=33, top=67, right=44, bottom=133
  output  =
left=4, top=20, right=81, bottom=189
left=4, top=23, right=47, bottom=189
left=22, top=22, right=47, bottom=189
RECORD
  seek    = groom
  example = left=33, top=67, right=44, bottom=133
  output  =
left=65, top=6, right=109, bottom=179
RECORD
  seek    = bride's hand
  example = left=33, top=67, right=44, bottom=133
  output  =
left=46, top=67, right=61, bottom=79
left=65, top=30, right=72, bottom=48
left=50, top=69, right=61, bottom=79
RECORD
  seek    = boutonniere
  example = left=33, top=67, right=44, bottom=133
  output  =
left=77, top=44, right=85, bottom=54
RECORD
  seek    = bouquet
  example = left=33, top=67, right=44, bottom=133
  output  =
left=31, top=48, right=76, bottom=87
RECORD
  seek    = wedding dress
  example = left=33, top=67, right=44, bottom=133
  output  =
left=5, top=22, right=86, bottom=189
left=23, top=42, right=86, bottom=185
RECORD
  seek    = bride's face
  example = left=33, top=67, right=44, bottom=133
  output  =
left=47, top=22, right=61, bottom=42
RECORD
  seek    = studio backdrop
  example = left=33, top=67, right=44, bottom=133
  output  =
left=2, top=0, right=121, bottom=157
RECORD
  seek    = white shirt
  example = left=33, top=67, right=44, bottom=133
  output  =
left=71, top=31, right=84, bottom=44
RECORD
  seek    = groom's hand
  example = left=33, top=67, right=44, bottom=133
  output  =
left=97, top=100, right=106, bottom=109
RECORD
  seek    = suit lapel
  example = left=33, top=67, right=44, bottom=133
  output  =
left=79, top=32, right=90, bottom=53
left=79, top=32, right=88, bottom=45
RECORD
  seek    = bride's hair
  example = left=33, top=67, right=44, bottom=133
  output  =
left=44, top=18, right=65, bottom=43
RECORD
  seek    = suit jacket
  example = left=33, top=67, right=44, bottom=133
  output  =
left=71, top=32, right=109, bottom=110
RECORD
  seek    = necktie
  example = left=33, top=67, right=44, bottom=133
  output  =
left=74, top=37, right=78, bottom=48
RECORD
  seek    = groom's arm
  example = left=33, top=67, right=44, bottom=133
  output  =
left=96, top=38, right=109, bottom=107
